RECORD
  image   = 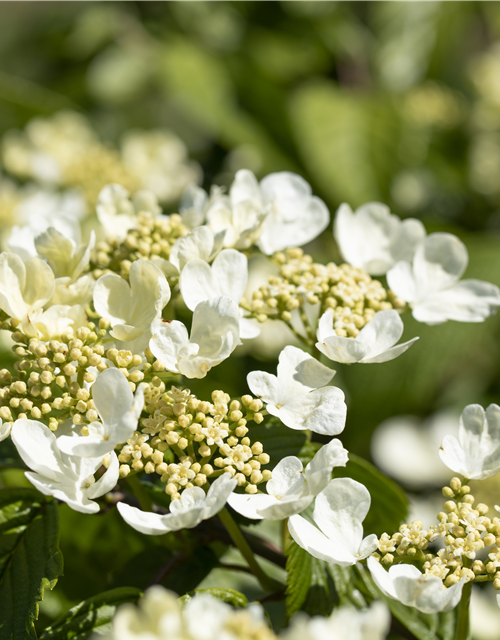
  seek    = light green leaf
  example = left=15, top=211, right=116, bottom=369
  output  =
left=40, top=587, right=142, bottom=640
left=333, top=453, right=408, bottom=537
left=0, top=488, right=63, bottom=640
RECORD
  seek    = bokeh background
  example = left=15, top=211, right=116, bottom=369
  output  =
left=2, top=2, right=500, bottom=638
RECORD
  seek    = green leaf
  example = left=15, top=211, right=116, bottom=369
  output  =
left=284, top=539, right=336, bottom=618
left=179, top=588, right=248, bottom=608
left=40, top=587, right=142, bottom=640
left=333, top=454, right=408, bottom=536
left=112, top=545, right=221, bottom=595
left=0, top=488, right=63, bottom=640
left=249, top=417, right=307, bottom=466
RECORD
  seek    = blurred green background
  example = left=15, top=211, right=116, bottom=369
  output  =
left=2, top=1, right=500, bottom=635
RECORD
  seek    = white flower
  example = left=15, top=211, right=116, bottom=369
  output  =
left=6, top=187, right=85, bottom=261
left=120, top=129, right=201, bottom=203
left=94, top=258, right=171, bottom=352
left=371, top=411, right=459, bottom=489
left=288, top=478, right=378, bottom=566
left=334, top=202, right=426, bottom=276
left=283, top=601, right=390, bottom=640
left=117, top=473, right=237, bottom=535
left=11, top=419, right=119, bottom=514
left=35, top=226, right=96, bottom=306
left=31, top=304, right=88, bottom=341
left=149, top=296, right=241, bottom=379
left=247, top=345, right=346, bottom=435
left=96, top=184, right=161, bottom=241
left=57, top=368, right=144, bottom=458
left=367, top=556, right=465, bottom=614
left=439, top=404, right=500, bottom=480
left=180, top=249, right=259, bottom=339
left=227, top=438, right=348, bottom=520
left=316, top=309, right=418, bottom=364
left=387, top=233, right=500, bottom=324
left=227, top=170, right=330, bottom=255
left=180, top=184, right=217, bottom=229
left=0, top=252, right=55, bottom=336
left=206, top=174, right=267, bottom=250
left=169, top=226, right=226, bottom=272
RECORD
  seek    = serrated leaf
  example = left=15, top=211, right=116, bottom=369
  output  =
left=0, top=488, right=63, bottom=640
left=40, top=587, right=142, bottom=640
left=333, top=453, right=408, bottom=536
left=179, top=587, right=248, bottom=608
left=284, top=538, right=336, bottom=618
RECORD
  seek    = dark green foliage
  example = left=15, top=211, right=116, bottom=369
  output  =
left=0, top=488, right=63, bottom=640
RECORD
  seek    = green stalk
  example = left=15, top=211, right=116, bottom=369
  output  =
left=454, top=576, right=472, bottom=640
left=219, top=507, right=283, bottom=592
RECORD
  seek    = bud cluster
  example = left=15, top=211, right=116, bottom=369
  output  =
left=0, top=318, right=110, bottom=430
left=243, top=248, right=404, bottom=338
left=373, top=477, right=500, bottom=590
left=90, top=211, right=187, bottom=281
left=117, top=382, right=271, bottom=500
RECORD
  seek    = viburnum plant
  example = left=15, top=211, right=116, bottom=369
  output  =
left=0, top=163, right=500, bottom=640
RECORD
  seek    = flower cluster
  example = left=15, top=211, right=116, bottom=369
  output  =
left=119, top=381, right=271, bottom=496
left=1, top=129, right=500, bottom=638
left=97, top=585, right=390, bottom=640
left=243, top=248, right=398, bottom=339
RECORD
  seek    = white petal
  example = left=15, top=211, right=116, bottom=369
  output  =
left=276, top=387, right=346, bottom=435
left=190, top=297, right=241, bottom=358
left=150, top=319, right=190, bottom=372
left=316, top=334, right=369, bottom=364
left=239, top=317, right=260, bottom=340
left=87, top=452, right=120, bottom=499
left=117, top=502, right=174, bottom=535
left=25, top=471, right=100, bottom=515
left=317, top=309, right=336, bottom=343
left=288, top=514, right=357, bottom=566
left=334, top=202, right=396, bottom=274
left=360, top=338, right=419, bottom=364
left=266, top=456, right=305, bottom=498
left=356, top=310, right=403, bottom=357
left=230, top=170, right=262, bottom=206
left=387, top=260, right=418, bottom=303
left=227, top=492, right=275, bottom=520
left=304, top=439, right=349, bottom=496
left=93, top=273, right=131, bottom=326
left=367, top=556, right=401, bottom=600
left=313, top=478, right=372, bottom=560
left=11, top=419, right=65, bottom=482
left=93, top=368, right=134, bottom=430
left=128, top=259, right=171, bottom=331
left=202, top=473, right=238, bottom=519
left=389, top=218, right=426, bottom=264
left=413, top=280, right=500, bottom=325
left=169, top=226, right=215, bottom=271
left=277, top=345, right=335, bottom=393
left=180, top=249, right=248, bottom=311
left=247, top=371, right=279, bottom=405
left=258, top=494, right=313, bottom=520
left=413, top=233, right=468, bottom=296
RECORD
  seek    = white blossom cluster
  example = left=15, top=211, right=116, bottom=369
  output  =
left=97, top=585, right=390, bottom=640
left=0, top=138, right=500, bottom=633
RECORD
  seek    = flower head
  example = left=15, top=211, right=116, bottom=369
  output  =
left=247, top=345, right=346, bottom=435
